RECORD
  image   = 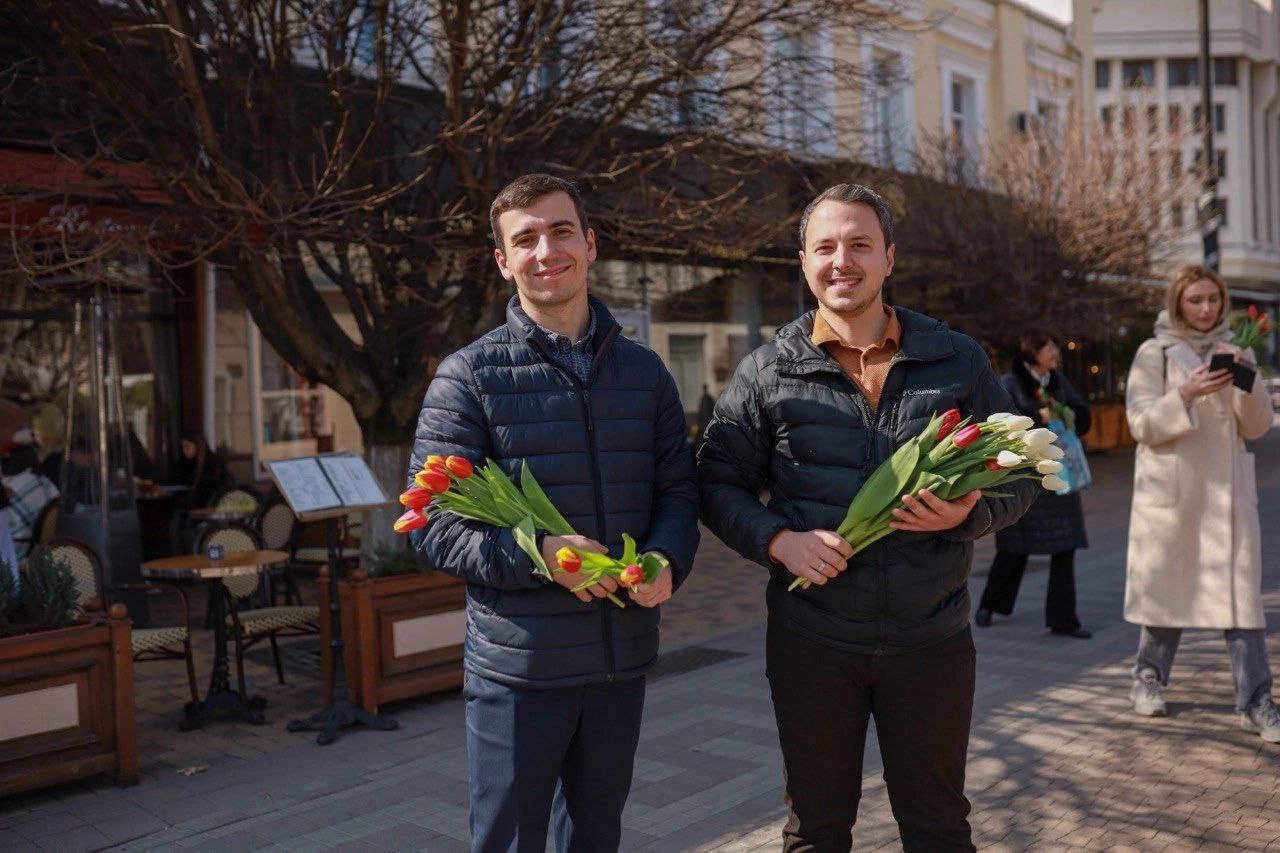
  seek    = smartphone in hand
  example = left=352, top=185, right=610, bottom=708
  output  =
left=1208, top=352, right=1256, bottom=390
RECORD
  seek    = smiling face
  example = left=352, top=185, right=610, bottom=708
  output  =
left=799, top=200, right=895, bottom=318
left=1178, top=278, right=1224, bottom=333
left=493, top=190, right=596, bottom=312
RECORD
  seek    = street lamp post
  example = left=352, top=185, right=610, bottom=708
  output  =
left=1197, top=0, right=1221, bottom=271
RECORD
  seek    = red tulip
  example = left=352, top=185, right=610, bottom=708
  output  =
left=399, top=486, right=433, bottom=509
left=555, top=547, right=581, bottom=573
left=1248, top=304, right=1259, bottom=319
left=415, top=468, right=451, bottom=493
left=936, top=409, right=963, bottom=440
left=952, top=424, right=982, bottom=448
left=393, top=509, right=428, bottom=534
left=618, top=564, right=644, bottom=587
left=423, top=454, right=447, bottom=472
left=445, top=456, right=474, bottom=479
left=984, top=459, right=1002, bottom=471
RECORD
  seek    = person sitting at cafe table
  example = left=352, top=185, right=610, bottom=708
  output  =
left=173, top=430, right=230, bottom=509
left=2, top=444, right=59, bottom=559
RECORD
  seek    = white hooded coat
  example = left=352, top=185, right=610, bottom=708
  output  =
left=1124, top=311, right=1273, bottom=629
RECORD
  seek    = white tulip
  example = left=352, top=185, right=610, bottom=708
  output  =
left=986, top=412, right=1013, bottom=423
left=1001, top=415, right=1035, bottom=432
left=1006, top=430, right=1027, bottom=441
left=1022, top=429, right=1056, bottom=455
left=996, top=450, right=1025, bottom=468
left=1038, top=444, right=1065, bottom=461
left=1041, top=474, right=1068, bottom=491
left=1035, top=459, right=1064, bottom=474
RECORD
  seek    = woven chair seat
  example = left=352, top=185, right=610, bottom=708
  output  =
left=230, top=605, right=319, bottom=636
left=292, top=547, right=360, bottom=564
left=132, top=626, right=188, bottom=654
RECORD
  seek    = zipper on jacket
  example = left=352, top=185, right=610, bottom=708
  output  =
left=526, top=329, right=617, bottom=679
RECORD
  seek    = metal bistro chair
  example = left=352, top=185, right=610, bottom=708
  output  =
left=207, top=482, right=264, bottom=517
left=289, top=514, right=361, bottom=580
left=39, top=537, right=199, bottom=706
left=255, top=499, right=303, bottom=606
left=196, top=524, right=319, bottom=692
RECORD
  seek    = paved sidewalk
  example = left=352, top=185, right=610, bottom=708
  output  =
left=2, top=435, right=1279, bottom=851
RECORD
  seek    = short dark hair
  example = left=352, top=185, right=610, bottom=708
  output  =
left=489, top=173, right=590, bottom=248
left=797, top=183, right=894, bottom=249
left=1018, top=329, right=1061, bottom=362
left=2, top=445, right=38, bottom=477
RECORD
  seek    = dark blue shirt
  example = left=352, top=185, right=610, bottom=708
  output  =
left=535, top=307, right=596, bottom=383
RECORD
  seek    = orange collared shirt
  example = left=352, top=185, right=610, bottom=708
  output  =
left=811, top=306, right=902, bottom=414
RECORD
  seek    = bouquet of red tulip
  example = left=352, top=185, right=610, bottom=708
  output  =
left=393, top=455, right=663, bottom=607
left=790, top=409, right=1065, bottom=591
left=1033, top=387, right=1077, bottom=432
left=1232, top=305, right=1272, bottom=351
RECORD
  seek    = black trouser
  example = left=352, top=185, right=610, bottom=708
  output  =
left=765, top=619, right=977, bottom=853
left=978, top=550, right=1080, bottom=632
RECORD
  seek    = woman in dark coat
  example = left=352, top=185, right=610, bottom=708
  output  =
left=975, top=330, right=1092, bottom=638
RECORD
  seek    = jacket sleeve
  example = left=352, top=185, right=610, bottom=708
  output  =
left=940, top=349, right=1039, bottom=542
left=640, top=366, right=701, bottom=590
left=696, top=354, right=792, bottom=568
left=407, top=353, right=544, bottom=591
left=1056, top=371, right=1092, bottom=437
left=1126, top=339, right=1196, bottom=447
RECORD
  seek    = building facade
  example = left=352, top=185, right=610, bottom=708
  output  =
left=1094, top=0, right=1280, bottom=308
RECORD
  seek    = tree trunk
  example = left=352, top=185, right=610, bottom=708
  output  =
left=362, top=439, right=412, bottom=562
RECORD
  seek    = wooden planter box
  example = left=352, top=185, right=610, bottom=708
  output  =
left=1082, top=403, right=1134, bottom=452
left=0, top=604, right=138, bottom=796
left=320, top=570, right=466, bottom=714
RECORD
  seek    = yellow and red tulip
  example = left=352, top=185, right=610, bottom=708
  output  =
left=445, top=456, right=474, bottom=479
left=400, top=486, right=433, bottom=509
left=423, top=454, right=447, bottom=472
left=555, top=547, right=581, bottom=573
left=393, top=509, right=428, bottom=534
left=618, top=564, right=644, bottom=587
left=415, top=468, right=451, bottom=493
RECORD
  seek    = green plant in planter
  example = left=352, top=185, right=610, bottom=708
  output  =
left=365, top=543, right=430, bottom=578
left=22, top=550, right=79, bottom=630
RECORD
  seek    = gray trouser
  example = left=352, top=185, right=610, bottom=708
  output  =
left=1134, top=626, right=1274, bottom=713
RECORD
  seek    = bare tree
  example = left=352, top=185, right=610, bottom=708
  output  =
left=1, top=0, right=902, bottom=544
left=885, top=107, right=1199, bottom=352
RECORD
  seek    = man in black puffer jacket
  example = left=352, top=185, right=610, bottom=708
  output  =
left=409, top=174, right=699, bottom=852
left=698, top=184, right=1037, bottom=852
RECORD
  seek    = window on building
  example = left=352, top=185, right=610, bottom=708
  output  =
left=1170, top=149, right=1182, bottom=180
left=1215, top=103, right=1226, bottom=133
left=1192, top=148, right=1228, bottom=180
left=1168, top=104, right=1182, bottom=132
left=1171, top=201, right=1184, bottom=228
left=1168, top=58, right=1198, bottom=87
left=1121, top=104, right=1136, bottom=133
left=1147, top=105, right=1160, bottom=135
left=1213, top=57, right=1238, bottom=86
left=1095, top=60, right=1111, bottom=89
left=1100, top=105, right=1114, bottom=131
left=949, top=74, right=977, bottom=144
left=1192, top=104, right=1202, bottom=129
left=871, top=48, right=911, bottom=169
left=1121, top=59, right=1155, bottom=88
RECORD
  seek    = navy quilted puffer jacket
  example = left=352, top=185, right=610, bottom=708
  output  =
left=409, top=295, right=699, bottom=688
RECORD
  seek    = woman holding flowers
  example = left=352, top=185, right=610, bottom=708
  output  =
left=975, top=330, right=1092, bottom=638
left=1124, top=264, right=1279, bottom=743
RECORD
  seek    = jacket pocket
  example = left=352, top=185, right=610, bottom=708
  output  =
left=1133, top=445, right=1178, bottom=508
left=1238, top=451, right=1258, bottom=506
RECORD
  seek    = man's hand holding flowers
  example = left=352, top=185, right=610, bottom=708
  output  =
left=889, top=488, right=982, bottom=533
left=768, top=529, right=855, bottom=588
left=541, top=534, right=613, bottom=603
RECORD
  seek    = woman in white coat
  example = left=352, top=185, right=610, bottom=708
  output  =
left=1124, top=264, right=1279, bottom=742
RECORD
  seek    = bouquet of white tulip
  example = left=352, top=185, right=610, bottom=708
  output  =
left=790, top=409, right=1064, bottom=591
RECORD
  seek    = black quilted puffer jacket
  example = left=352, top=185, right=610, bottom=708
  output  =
left=698, top=307, right=1038, bottom=655
left=410, top=295, right=699, bottom=688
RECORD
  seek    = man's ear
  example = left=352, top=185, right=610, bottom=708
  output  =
left=885, top=243, right=895, bottom=277
left=585, top=228, right=597, bottom=263
left=494, top=246, right=515, bottom=282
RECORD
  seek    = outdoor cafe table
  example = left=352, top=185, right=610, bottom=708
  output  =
left=141, top=549, right=288, bottom=729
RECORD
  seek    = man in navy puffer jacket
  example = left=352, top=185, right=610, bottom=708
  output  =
left=409, top=173, right=699, bottom=853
